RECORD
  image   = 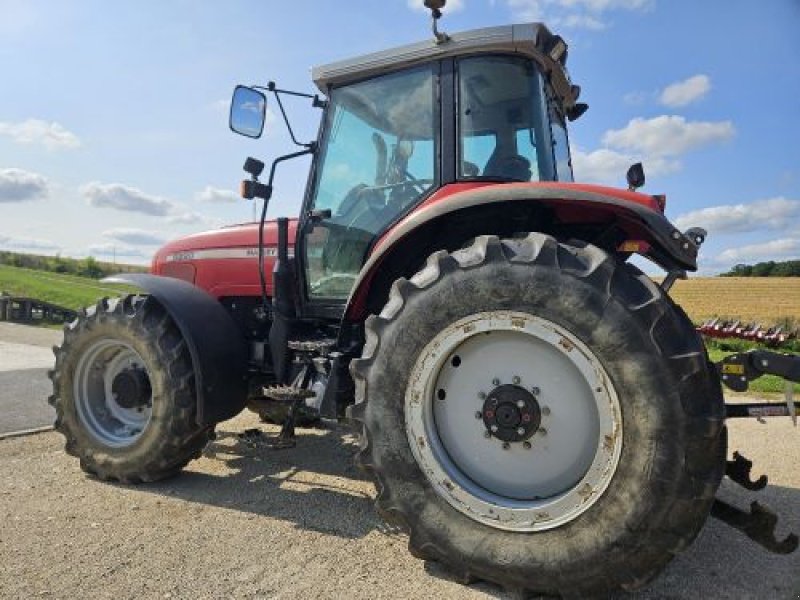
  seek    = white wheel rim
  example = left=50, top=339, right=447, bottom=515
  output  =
left=405, top=311, right=622, bottom=532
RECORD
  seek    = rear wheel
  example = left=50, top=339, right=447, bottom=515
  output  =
left=348, top=234, right=725, bottom=596
left=50, top=295, right=212, bottom=483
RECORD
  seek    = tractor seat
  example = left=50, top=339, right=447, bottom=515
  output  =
left=483, top=154, right=532, bottom=182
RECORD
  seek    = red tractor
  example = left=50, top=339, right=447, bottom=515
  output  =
left=49, top=3, right=798, bottom=595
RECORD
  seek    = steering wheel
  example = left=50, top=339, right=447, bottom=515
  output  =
left=336, top=183, right=383, bottom=220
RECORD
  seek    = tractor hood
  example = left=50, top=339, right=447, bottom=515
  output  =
left=151, top=220, right=298, bottom=298
left=154, top=220, right=299, bottom=259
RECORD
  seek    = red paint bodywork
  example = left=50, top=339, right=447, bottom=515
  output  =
left=152, top=220, right=298, bottom=298
left=372, top=181, right=662, bottom=255
left=151, top=181, right=663, bottom=302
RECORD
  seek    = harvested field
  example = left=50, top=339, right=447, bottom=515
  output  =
left=669, top=277, right=800, bottom=324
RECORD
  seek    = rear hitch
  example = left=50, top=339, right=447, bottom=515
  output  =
left=713, top=450, right=798, bottom=554
left=716, top=349, right=800, bottom=426
left=726, top=451, right=767, bottom=491
left=711, top=499, right=799, bottom=555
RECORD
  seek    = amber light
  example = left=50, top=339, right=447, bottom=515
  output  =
left=617, top=240, right=651, bottom=253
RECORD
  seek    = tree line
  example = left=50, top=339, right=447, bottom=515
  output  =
left=0, top=251, right=147, bottom=280
left=721, top=259, right=800, bottom=277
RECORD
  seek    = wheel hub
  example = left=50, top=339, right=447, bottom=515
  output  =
left=111, top=368, right=151, bottom=410
left=482, top=384, right=541, bottom=442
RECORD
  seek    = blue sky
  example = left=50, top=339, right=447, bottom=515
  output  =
left=1, top=0, right=798, bottom=273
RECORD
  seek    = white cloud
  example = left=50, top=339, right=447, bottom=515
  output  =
left=717, top=238, right=800, bottom=264
left=659, top=74, right=711, bottom=108
left=602, top=115, right=735, bottom=157
left=87, top=243, right=149, bottom=259
left=166, top=212, right=209, bottom=225
left=102, top=228, right=166, bottom=246
left=407, top=0, right=464, bottom=13
left=0, top=234, right=60, bottom=252
left=507, top=0, right=652, bottom=29
left=0, top=119, right=81, bottom=151
left=556, top=13, right=605, bottom=29
left=196, top=185, right=240, bottom=204
left=0, top=168, right=49, bottom=202
left=82, top=182, right=174, bottom=216
left=674, top=197, right=800, bottom=235
left=571, top=147, right=679, bottom=184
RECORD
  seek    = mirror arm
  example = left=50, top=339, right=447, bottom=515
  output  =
left=256, top=146, right=317, bottom=315
left=251, top=81, right=327, bottom=148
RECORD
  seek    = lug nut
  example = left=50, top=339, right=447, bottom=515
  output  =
left=523, top=441, right=532, bottom=450
left=490, top=424, right=499, bottom=433
left=512, top=376, right=521, bottom=385
left=492, top=378, right=500, bottom=386
left=517, top=427, right=525, bottom=436
left=502, top=442, right=510, bottom=450
left=531, top=387, right=540, bottom=395
left=516, top=399, right=525, bottom=409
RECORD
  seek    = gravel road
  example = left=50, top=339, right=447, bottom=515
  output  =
left=1, top=411, right=798, bottom=599
left=1, top=322, right=798, bottom=598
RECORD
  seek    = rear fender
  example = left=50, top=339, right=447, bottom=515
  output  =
left=104, top=274, right=248, bottom=426
left=344, top=184, right=700, bottom=320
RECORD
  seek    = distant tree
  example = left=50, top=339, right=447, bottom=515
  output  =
left=53, top=253, right=69, bottom=273
left=720, top=259, right=800, bottom=277
left=82, top=256, right=105, bottom=279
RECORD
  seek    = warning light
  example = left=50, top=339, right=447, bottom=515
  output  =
left=617, top=240, right=652, bottom=253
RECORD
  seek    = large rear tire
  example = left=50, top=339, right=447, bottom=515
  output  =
left=348, top=234, right=725, bottom=596
left=49, top=295, right=212, bottom=483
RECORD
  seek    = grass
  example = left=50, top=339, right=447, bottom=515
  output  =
left=0, top=264, right=135, bottom=312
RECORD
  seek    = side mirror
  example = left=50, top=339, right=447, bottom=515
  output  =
left=626, top=162, right=645, bottom=191
left=230, top=86, right=267, bottom=138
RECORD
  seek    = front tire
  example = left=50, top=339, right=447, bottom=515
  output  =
left=348, top=234, right=725, bottom=596
left=49, top=295, right=212, bottom=483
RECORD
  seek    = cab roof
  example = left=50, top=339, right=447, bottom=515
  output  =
left=311, top=23, right=583, bottom=116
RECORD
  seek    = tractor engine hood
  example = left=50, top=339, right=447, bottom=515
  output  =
left=151, top=220, right=298, bottom=298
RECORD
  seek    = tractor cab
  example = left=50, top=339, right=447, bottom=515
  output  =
left=230, top=23, right=585, bottom=305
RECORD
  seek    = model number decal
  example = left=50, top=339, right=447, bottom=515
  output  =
left=166, top=247, right=293, bottom=262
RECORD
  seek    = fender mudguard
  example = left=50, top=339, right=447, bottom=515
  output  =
left=344, top=183, right=701, bottom=320
left=104, top=273, right=248, bottom=426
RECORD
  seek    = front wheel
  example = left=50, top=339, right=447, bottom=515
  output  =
left=50, top=295, right=212, bottom=483
left=348, top=234, right=725, bottom=596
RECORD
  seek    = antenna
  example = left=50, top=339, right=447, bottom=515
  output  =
left=424, top=0, right=450, bottom=44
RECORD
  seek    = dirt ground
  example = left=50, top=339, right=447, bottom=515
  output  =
left=1, top=409, right=799, bottom=600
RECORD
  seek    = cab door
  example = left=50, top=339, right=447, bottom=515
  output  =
left=298, top=65, right=439, bottom=309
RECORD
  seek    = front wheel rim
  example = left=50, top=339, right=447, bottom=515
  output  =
left=74, top=339, right=153, bottom=448
left=405, top=311, right=623, bottom=532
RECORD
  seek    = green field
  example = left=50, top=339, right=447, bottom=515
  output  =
left=0, top=264, right=135, bottom=311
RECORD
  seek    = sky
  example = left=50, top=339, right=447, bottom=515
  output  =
left=1, top=0, right=798, bottom=273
